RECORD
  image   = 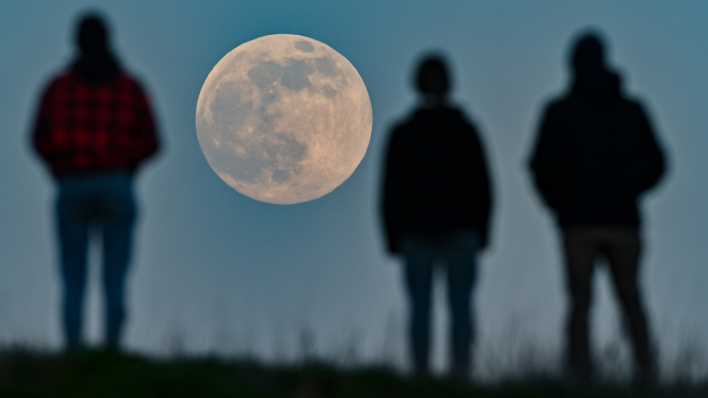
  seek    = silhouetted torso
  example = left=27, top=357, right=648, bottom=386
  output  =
left=529, top=69, right=665, bottom=227
left=382, top=104, right=492, bottom=253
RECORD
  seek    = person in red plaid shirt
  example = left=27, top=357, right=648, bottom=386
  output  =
left=31, top=12, right=160, bottom=351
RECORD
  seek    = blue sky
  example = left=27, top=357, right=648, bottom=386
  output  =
left=2, top=1, right=708, bottom=375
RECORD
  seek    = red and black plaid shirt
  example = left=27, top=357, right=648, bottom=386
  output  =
left=32, top=71, right=160, bottom=177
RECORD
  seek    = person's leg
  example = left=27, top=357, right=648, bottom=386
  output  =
left=561, top=228, right=598, bottom=381
left=402, top=239, right=435, bottom=376
left=603, top=228, right=657, bottom=384
left=55, top=190, right=90, bottom=351
left=443, top=231, right=480, bottom=381
left=99, top=176, right=137, bottom=350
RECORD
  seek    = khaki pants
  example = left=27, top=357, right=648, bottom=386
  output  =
left=561, top=227, right=656, bottom=381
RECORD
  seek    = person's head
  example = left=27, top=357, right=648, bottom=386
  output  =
left=569, top=30, right=608, bottom=76
left=414, top=54, right=452, bottom=103
left=74, top=12, right=111, bottom=56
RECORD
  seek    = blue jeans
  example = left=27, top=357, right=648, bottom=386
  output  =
left=55, top=173, right=136, bottom=350
left=401, top=231, right=480, bottom=379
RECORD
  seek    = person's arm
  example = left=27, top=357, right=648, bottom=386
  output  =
left=466, top=119, right=493, bottom=251
left=633, top=103, right=667, bottom=194
left=381, top=126, right=403, bottom=255
left=528, top=103, right=566, bottom=211
left=30, top=82, right=55, bottom=166
left=128, top=81, right=161, bottom=172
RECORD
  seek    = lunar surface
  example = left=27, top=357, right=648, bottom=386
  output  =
left=196, top=34, right=373, bottom=204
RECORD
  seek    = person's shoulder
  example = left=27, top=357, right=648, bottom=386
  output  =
left=42, top=70, right=74, bottom=93
left=117, top=71, right=151, bottom=94
left=446, top=103, right=478, bottom=122
left=386, top=109, right=420, bottom=149
left=116, top=71, right=138, bottom=86
left=390, top=107, right=419, bottom=131
left=621, top=95, right=649, bottom=114
left=388, top=117, right=410, bottom=141
left=435, top=104, right=480, bottom=136
left=542, top=94, right=572, bottom=115
left=34, top=70, right=77, bottom=105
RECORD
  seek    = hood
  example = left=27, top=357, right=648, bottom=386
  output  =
left=70, top=50, right=121, bottom=85
left=571, top=68, right=623, bottom=104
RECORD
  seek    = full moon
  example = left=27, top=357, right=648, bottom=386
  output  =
left=196, top=34, right=373, bottom=204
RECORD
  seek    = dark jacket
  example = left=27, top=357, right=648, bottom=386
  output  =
left=381, top=104, right=493, bottom=254
left=528, top=69, right=666, bottom=228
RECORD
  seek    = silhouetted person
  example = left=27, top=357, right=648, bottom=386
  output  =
left=381, top=54, right=493, bottom=380
left=528, top=31, right=666, bottom=383
left=31, top=12, right=160, bottom=351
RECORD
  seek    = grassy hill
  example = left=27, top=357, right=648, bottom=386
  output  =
left=1, top=349, right=706, bottom=397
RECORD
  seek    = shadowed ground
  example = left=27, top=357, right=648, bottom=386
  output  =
left=1, top=349, right=707, bottom=397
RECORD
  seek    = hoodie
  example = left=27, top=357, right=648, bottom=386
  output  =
left=529, top=68, right=666, bottom=228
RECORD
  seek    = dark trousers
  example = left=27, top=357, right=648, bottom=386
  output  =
left=561, top=227, right=656, bottom=381
left=401, top=231, right=480, bottom=379
left=55, top=173, right=136, bottom=350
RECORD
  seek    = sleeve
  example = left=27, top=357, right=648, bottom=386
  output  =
left=528, top=102, right=567, bottom=211
left=472, top=126, right=494, bottom=250
left=31, top=82, right=55, bottom=165
left=129, top=81, right=161, bottom=169
left=633, top=102, right=667, bottom=194
left=380, top=125, right=404, bottom=255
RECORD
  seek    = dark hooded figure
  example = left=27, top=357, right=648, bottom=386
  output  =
left=31, top=12, right=160, bottom=351
left=528, top=31, right=666, bottom=383
left=381, top=54, right=493, bottom=381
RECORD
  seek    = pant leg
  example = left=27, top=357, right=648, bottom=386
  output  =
left=442, top=231, right=480, bottom=380
left=561, top=229, right=598, bottom=380
left=98, top=176, right=137, bottom=349
left=401, top=240, right=435, bottom=376
left=55, top=191, right=91, bottom=350
left=603, top=228, right=657, bottom=382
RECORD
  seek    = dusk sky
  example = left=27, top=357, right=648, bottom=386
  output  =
left=2, top=1, right=708, bottom=376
